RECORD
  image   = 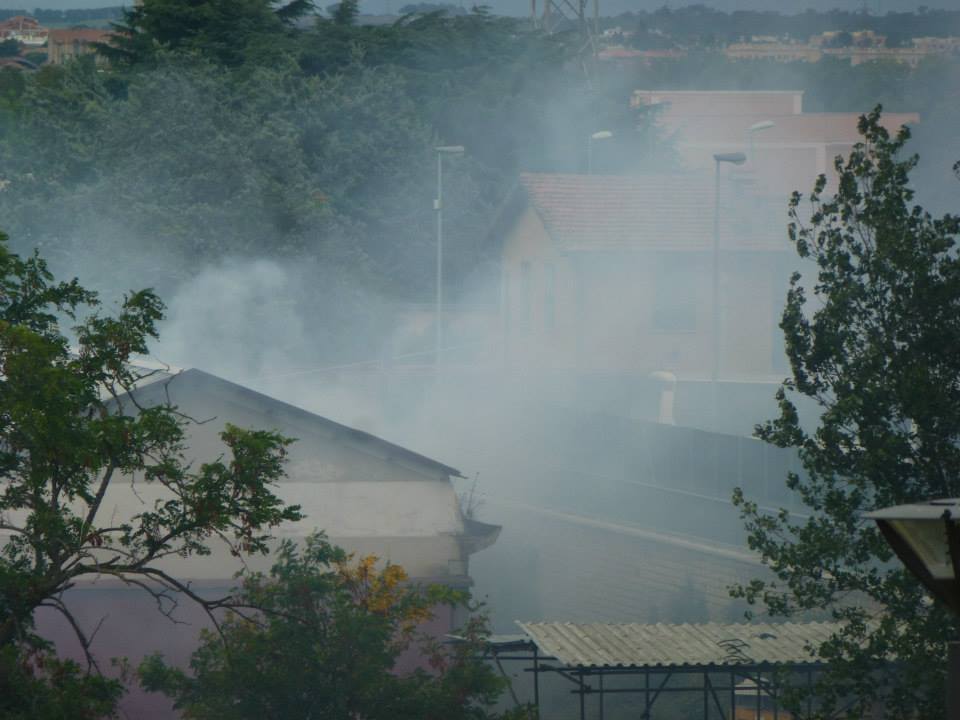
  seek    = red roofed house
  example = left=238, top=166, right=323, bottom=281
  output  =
left=495, top=172, right=792, bottom=386
left=47, top=28, right=110, bottom=65
left=633, top=90, right=919, bottom=196
left=0, top=15, right=48, bottom=46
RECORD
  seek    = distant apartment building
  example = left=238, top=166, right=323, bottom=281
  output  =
left=47, top=28, right=109, bottom=65
left=632, top=89, right=919, bottom=195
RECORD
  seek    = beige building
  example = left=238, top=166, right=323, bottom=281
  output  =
left=632, top=90, right=919, bottom=196
left=495, top=172, right=790, bottom=382
left=47, top=28, right=110, bottom=65
left=27, top=367, right=498, bottom=719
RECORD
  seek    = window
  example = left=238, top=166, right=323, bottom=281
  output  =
left=652, top=254, right=702, bottom=332
left=544, top=262, right=555, bottom=331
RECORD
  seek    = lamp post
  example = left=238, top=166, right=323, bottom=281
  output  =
left=710, top=152, right=746, bottom=424
left=866, top=499, right=960, bottom=719
left=587, top=130, right=613, bottom=175
left=746, top=120, right=775, bottom=164
left=433, top=145, right=465, bottom=368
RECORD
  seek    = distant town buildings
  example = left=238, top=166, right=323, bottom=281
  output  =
left=723, top=30, right=960, bottom=67
left=596, top=23, right=959, bottom=67
left=0, top=15, right=48, bottom=47
left=0, top=15, right=112, bottom=66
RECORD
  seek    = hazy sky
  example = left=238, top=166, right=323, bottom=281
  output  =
left=0, top=1, right=955, bottom=13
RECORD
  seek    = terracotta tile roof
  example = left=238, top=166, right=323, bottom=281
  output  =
left=634, top=90, right=804, bottom=117
left=0, top=16, right=43, bottom=31
left=48, top=28, right=110, bottom=44
left=518, top=173, right=787, bottom=251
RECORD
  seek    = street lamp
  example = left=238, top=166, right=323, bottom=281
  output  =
left=866, top=499, right=960, bottom=718
left=746, top=120, right=775, bottom=164
left=710, top=152, right=746, bottom=424
left=434, top=145, right=465, bottom=367
left=587, top=130, right=613, bottom=175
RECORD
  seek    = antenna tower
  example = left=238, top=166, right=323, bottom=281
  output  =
left=540, top=0, right=600, bottom=39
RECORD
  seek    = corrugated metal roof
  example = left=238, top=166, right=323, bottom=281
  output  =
left=517, top=621, right=840, bottom=668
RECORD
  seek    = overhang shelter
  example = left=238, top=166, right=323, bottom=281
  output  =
left=484, top=621, right=841, bottom=720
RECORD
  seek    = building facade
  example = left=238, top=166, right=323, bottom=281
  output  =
left=47, top=28, right=110, bottom=65
left=30, top=367, right=498, bottom=718
left=632, top=89, right=919, bottom=195
left=496, top=173, right=791, bottom=383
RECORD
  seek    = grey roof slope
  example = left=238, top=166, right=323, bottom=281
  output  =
left=129, top=368, right=464, bottom=479
left=517, top=621, right=840, bottom=668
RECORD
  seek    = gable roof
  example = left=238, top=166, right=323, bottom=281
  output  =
left=128, top=367, right=465, bottom=480
left=518, top=173, right=786, bottom=252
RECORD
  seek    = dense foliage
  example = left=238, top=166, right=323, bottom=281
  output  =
left=139, top=533, right=527, bottom=720
left=0, top=233, right=302, bottom=715
left=0, top=2, right=954, bottom=370
left=733, top=110, right=960, bottom=718
left=0, top=645, right=123, bottom=720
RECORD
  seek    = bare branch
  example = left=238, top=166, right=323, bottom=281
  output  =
left=39, top=597, right=105, bottom=675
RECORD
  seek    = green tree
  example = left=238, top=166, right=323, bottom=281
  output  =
left=140, top=533, right=527, bottom=720
left=0, top=645, right=123, bottom=720
left=0, top=39, right=20, bottom=58
left=0, top=233, right=303, bottom=713
left=732, top=109, right=960, bottom=718
left=99, top=0, right=314, bottom=67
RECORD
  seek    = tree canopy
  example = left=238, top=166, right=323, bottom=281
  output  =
left=0, top=232, right=302, bottom=714
left=733, top=110, right=960, bottom=718
left=139, top=533, right=526, bottom=720
left=99, top=0, right=314, bottom=68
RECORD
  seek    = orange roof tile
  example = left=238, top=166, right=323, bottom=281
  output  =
left=48, top=28, right=110, bottom=43
left=519, top=173, right=788, bottom=252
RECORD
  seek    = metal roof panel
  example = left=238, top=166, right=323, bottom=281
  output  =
left=516, top=621, right=840, bottom=668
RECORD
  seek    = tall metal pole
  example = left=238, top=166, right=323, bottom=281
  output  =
left=712, top=158, right=721, bottom=413
left=709, top=151, right=745, bottom=426
left=435, top=150, right=444, bottom=368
